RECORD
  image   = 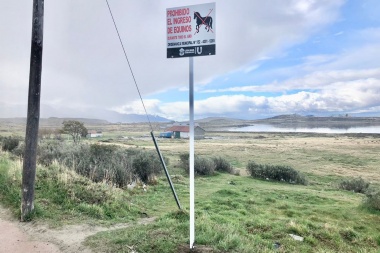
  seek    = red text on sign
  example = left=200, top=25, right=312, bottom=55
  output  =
left=174, top=25, right=191, bottom=33
left=167, top=8, right=190, bottom=17
left=173, top=16, right=191, bottom=24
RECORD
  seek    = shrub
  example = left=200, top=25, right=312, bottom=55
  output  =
left=195, top=156, right=215, bottom=176
left=212, top=156, right=234, bottom=174
left=35, top=140, right=168, bottom=187
left=180, top=153, right=215, bottom=176
left=86, top=144, right=118, bottom=182
left=132, top=150, right=163, bottom=183
left=246, top=161, right=307, bottom=185
left=11, top=142, right=25, bottom=158
left=36, top=141, right=156, bottom=187
left=76, top=144, right=136, bottom=187
left=1, top=136, right=21, bottom=152
left=339, top=177, right=370, bottom=193
left=37, top=140, right=65, bottom=166
left=179, top=153, right=190, bottom=173
left=364, top=187, right=380, bottom=211
left=179, top=153, right=189, bottom=168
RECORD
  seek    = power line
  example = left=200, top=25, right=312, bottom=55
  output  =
left=105, top=0, right=182, bottom=210
left=105, top=0, right=153, bottom=131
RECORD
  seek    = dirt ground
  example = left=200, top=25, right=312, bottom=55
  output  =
left=0, top=203, right=92, bottom=253
left=0, top=205, right=61, bottom=253
left=0, top=204, right=155, bottom=253
left=0, top=221, right=60, bottom=253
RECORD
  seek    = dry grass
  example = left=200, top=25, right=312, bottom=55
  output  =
left=2, top=119, right=379, bottom=183
left=123, top=131, right=380, bottom=184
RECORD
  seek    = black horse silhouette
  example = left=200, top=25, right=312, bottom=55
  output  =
left=194, top=11, right=213, bottom=33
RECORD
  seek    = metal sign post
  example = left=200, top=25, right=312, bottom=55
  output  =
left=167, top=3, right=215, bottom=249
left=189, top=56, right=195, bottom=247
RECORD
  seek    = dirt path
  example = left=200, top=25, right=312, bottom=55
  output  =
left=0, top=205, right=61, bottom=253
left=0, top=204, right=155, bottom=253
left=0, top=219, right=60, bottom=253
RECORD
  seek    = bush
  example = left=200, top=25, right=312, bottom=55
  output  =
left=1, top=136, right=21, bottom=152
left=246, top=161, right=307, bottom=185
left=180, top=153, right=215, bottom=176
left=339, top=177, right=370, bottom=193
left=195, top=156, right=215, bottom=176
left=364, top=187, right=380, bottom=211
left=36, top=141, right=164, bottom=187
left=179, top=153, right=189, bottom=173
left=37, top=140, right=65, bottom=166
left=11, top=142, right=25, bottom=158
left=74, top=144, right=137, bottom=187
left=212, top=156, right=234, bottom=174
left=132, top=150, right=163, bottom=183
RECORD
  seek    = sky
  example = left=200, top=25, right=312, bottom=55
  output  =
left=1, top=0, right=380, bottom=122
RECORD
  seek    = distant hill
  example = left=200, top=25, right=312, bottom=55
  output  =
left=189, top=117, right=252, bottom=131
left=252, top=114, right=380, bottom=128
left=42, top=118, right=109, bottom=126
left=85, top=110, right=172, bottom=123
left=0, top=114, right=171, bottom=127
left=3, top=114, right=380, bottom=130
left=112, top=114, right=172, bottom=123
left=191, top=114, right=380, bottom=131
left=195, top=117, right=244, bottom=123
left=0, top=117, right=109, bottom=127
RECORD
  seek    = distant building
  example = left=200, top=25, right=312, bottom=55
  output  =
left=159, top=131, right=173, bottom=138
left=163, top=125, right=205, bottom=139
left=87, top=130, right=103, bottom=138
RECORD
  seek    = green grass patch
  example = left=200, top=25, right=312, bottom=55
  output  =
left=86, top=174, right=380, bottom=253
left=1, top=148, right=380, bottom=252
left=0, top=152, right=185, bottom=223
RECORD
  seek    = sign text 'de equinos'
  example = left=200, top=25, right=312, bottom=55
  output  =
left=167, top=3, right=215, bottom=58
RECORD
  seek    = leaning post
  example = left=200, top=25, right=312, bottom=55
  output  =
left=21, top=0, right=44, bottom=221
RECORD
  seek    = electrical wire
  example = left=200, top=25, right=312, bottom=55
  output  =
left=105, top=0, right=153, bottom=131
left=105, top=0, right=182, bottom=210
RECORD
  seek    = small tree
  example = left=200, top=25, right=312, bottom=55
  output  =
left=61, top=120, right=88, bottom=143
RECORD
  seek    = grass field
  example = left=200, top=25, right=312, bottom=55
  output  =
left=86, top=174, right=380, bottom=252
left=1, top=125, right=380, bottom=252
left=86, top=131, right=380, bottom=252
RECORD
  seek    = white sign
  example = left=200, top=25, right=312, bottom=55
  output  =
left=167, top=3, right=216, bottom=58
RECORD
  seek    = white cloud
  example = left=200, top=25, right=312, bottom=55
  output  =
left=5, top=0, right=378, bottom=121
left=243, top=64, right=260, bottom=73
left=112, top=99, right=162, bottom=115
left=120, top=77, right=380, bottom=120
left=200, top=68, right=380, bottom=94
left=0, top=0, right=345, bottom=118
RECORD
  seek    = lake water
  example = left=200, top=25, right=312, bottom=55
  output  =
left=229, top=124, right=380, bottom=134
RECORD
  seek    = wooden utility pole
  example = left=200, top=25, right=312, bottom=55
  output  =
left=21, top=0, right=44, bottom=221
